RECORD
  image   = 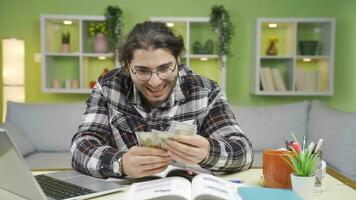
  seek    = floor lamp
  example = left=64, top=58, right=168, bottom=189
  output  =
left=2, top=38, right=25, bottom=121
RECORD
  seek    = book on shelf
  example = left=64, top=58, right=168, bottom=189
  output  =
left=260, top=67, right=275, bottom=91
left=271, top=68, right=287, bottom=91
left=123, top=173, right=244, bottom=200
left=296, top=68, right=321, bottom=92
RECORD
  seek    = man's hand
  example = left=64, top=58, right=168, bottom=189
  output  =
left=122, top=146, right=172, bottom=178
left=166, top=135, right=210, bottom=165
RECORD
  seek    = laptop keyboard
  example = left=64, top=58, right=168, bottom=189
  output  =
left=35, top=174, right=96, bottom=200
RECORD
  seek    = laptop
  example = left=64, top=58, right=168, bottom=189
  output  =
left=0, top=129, right=129, bottom=200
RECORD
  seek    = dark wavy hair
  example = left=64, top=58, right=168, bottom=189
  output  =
left=118, top=21, right=185, bottom=72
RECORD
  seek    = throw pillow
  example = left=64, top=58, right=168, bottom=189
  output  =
left=308, top=100, right=356, bottom=181
left=230, top=101, right=309, bottom=151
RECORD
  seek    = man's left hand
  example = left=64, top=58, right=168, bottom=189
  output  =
left=166, top=135, right=209, bottom=165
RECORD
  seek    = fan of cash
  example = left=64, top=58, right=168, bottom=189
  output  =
left=135, top=121, right=197, bottom=149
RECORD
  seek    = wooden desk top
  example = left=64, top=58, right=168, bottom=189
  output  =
left=1, top=168, right=355, bottom=200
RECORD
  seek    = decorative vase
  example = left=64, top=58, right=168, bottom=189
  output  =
left=291, top=173, right=315, bottom=200
left=204, top=39, right=214, bottom=54
left=299, top=40, right=318, bottom=55
left=61, top=44, right=70, bottom=53
left=93, top=33, right=108, bottom=53
left=266, top=40, right=277, bottom=56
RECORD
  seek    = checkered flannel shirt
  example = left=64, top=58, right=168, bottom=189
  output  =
left=70, top=65, right=253, bottom=178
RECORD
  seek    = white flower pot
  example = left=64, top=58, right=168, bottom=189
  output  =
left=291, top=173, right=315, bottom=200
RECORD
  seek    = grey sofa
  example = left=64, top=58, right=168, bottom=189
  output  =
left=1, top=100, right=355, bottom=181
left=230, top=100, right=356, bottom=181
left=0, top=101, right=85, bottom=170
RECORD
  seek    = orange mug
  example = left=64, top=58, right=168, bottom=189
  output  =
left=263, top=149, right=295, bottom=189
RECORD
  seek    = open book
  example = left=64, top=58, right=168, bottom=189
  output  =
left=123, top=173, right=243, bottom=200
left=107, top=164, right=212, bottom=184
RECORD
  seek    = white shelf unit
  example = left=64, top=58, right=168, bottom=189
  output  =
left=252, top=18, right=335, bottom=96
left=40, top=15, right=118, bottom=93
left=149, top=17, right=226, bottom=93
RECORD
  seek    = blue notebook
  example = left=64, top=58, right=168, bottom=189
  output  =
left=238, top=187, right=302, bottom=200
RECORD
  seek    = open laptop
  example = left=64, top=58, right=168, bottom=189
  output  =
left=0, top=129, right=128, bottom=200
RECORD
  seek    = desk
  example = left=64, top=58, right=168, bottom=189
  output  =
left=1, top=168, right=354, bottom=200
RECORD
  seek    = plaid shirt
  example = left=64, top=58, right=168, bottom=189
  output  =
left=70, top=65, right=253, bottom=178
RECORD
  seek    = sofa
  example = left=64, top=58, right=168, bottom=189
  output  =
left=0, top=102, right=85, bottom=170
left=1, top=100, right=355, bottom=181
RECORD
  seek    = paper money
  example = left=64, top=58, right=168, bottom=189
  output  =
left=135, top=121, right=197, bottom=149
left=169, top=121, right=197, bottom=135
left=153, top=130, right=175, bottom=149
left=135, top=131, right=160, bottom=148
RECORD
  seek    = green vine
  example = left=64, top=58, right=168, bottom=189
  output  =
left=210, top=5, right=234, bottom=56
left=105, top=6, right=123, bottom=54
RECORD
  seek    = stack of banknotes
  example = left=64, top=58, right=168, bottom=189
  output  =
left=135, top=121, right=197, bottom=149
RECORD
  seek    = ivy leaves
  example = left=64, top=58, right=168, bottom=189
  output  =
left=210, top=5, right=234, bottom=56
left=105, top=6, right=123, bottom=54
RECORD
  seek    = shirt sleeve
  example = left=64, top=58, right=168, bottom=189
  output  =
left=69, top=80, right=123, bottom=178
left=198, top=88, right=254, bottom=173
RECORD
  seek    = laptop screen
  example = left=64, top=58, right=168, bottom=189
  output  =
left=0, top=129, right=47, bottom=200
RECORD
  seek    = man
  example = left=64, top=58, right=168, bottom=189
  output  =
left=70, top=21, right=253, bottom=178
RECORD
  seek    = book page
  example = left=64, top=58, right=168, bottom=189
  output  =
left=123, top=176, right=191, bottom=200
left=191, top=174, right=244, bottom=200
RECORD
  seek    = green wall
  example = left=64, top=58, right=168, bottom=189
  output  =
left=1, top=0, right=356, bottom=122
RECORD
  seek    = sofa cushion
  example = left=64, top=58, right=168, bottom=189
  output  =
left=230, top=101, right=309, bottom=151
left=0, top=122, right=35, bottom=156
left=25, top=152, right=71, bottom=170
left=308, top=100, right=356, bottom=181
left=6, top=102, right=85, bottom=152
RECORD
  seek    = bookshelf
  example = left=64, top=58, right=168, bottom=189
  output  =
left=40, top=15, right=118, bottom=93
left=252, top=18, right=335, bottom=96
left=149, top=17, right=226, bottom=92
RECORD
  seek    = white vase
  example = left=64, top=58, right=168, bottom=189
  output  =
left=291, top=173, right=315, bottom=200
left=93, top=33, right=108, bottom=53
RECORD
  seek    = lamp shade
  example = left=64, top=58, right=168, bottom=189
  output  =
left=2, top=38, right=25, bottom=85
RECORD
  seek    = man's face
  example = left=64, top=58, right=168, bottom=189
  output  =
left=129, top=48, right=178, bottom=107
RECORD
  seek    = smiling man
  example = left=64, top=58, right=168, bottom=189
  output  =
left=70, top=21, right=253, bottom=178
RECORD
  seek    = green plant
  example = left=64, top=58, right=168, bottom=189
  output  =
left=61, top=30, right=70, bottom=44
left=88, top=22, right=108, bottom=36
left=210, top=5, right=234, bottom=56
left=105, top=5, right=123, bottom=53
left=284, top=133, right=320, bottom=177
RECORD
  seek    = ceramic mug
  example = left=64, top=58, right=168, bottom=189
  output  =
left=263, top=149, right=295, bottom=189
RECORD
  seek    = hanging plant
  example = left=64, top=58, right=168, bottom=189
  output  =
left=105, top=5, right=123, bottom=54
left=210, top=5, right=234, bottom=56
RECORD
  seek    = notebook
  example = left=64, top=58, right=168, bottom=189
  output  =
left=0, top=129, right=128, bottom=200
left=238, top=187, right=302, bottom=200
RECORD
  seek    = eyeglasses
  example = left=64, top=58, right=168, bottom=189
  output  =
left=130, top=62, right=177, bottom=81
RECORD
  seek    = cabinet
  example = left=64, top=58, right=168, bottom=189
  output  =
left=40, top=15, right=118, bottom=93
left=149, top=17, right=226, bottom=92
left=252, top=18, right=335, bottom=96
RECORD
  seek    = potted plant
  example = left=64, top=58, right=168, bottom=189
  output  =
left=88, top=21, right=108, bottom=53
left=284, top=133, right=320, bottom=200
left=105, top=5, right=123, bottom=56
left=209, top=5, right=234, bottom=57
left=61, top=30, right=70, bottom=53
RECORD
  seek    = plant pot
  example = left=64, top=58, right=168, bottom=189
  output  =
left=291, top=173, right=315, bottom=200
left=263, top=150, right=295, bottom=189
left=299, top=40, right=318, bottom=55
left=61, top=44, right=70, bottom=53
left=93, top=33, right=108, bottom=53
